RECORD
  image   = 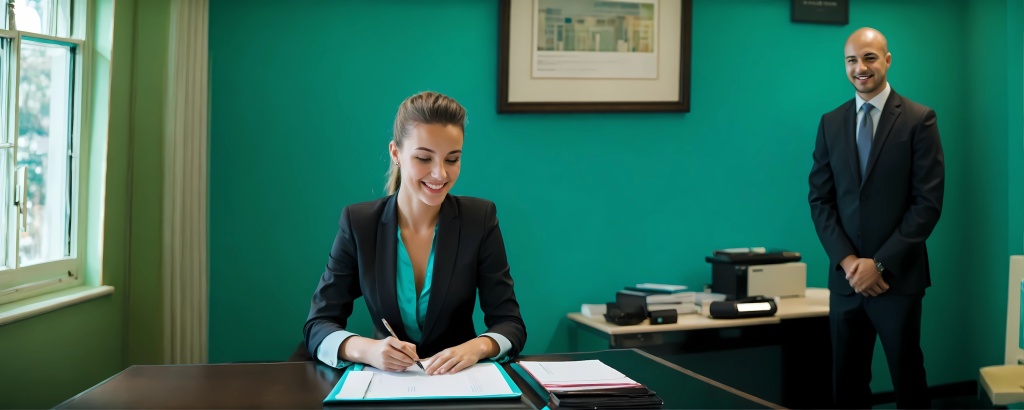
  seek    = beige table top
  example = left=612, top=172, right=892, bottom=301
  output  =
left=567, top=288, right=830, bottom=335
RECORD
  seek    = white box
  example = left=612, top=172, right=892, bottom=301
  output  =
left=747, top=262, right=806, bottom=298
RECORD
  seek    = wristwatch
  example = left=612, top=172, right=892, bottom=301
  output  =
left=874, top=259, right=885, bottom=274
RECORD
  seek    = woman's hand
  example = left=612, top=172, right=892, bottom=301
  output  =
left=342, top=336, right=420, bottom=372
left=424, top=337, right=498, bottom=375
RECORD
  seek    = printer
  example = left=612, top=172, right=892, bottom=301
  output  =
left=707, top=249, right=807, bottom=300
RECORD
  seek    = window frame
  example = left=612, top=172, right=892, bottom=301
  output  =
left=0, top=0, right=89, bottom=306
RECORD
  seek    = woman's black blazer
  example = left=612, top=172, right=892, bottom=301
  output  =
left=304, top=194, right=527, bottom=359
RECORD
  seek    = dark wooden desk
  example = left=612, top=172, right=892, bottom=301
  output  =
left=56, top=349, right=780, bottom=409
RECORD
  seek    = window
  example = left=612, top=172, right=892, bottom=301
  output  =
left=0, top=0, right=87, bottom=305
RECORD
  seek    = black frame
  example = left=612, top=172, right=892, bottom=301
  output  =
left=791, top=0, right=849, bottom=25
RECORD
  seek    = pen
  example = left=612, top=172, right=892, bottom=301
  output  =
left=381, top=318, right=425, bottom=371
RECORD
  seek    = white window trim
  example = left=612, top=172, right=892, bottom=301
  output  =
left=0, top=284, right=111, bottom=325
left=0, top=0, right=107, bottom=315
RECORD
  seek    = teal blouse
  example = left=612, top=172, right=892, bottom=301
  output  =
left=395, top=224, right=437, bottom=343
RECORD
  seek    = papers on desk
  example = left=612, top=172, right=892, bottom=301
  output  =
left=518, top=360, right=641, bottom=391
left=324, top=361, right=521, bottom=403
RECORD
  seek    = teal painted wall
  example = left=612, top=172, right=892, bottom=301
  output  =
left=1009, top=0, right=1024, bottom=257
left=208, top=0, right=1018, bottom=392
left=961, top=0, right=1020, bottom=378
left=965, top=0, right=1007, bottom=367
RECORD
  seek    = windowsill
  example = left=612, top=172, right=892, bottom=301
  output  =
left=0, top=285, right=114, bottom=326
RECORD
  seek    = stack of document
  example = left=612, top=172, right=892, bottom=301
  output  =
left=628, top=283, right=689, bottom=293
left=626, top=286, right=697, bottom=315
left=580, top=303, right=607, bottom=318
left=518, top=360, right=641, bottom=391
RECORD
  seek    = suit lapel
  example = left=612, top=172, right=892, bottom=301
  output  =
left=375, top=194, right=407, bottom=341
left=862, top=92, right=903, bottom=187
left=420, top=195, right=460, bottom=344
left=841, top=100, right=862, bottom=187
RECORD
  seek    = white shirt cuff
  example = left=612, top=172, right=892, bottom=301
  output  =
left=481, top=332, right=513, bottom=362
left=316, top=330, right=358, bottom=368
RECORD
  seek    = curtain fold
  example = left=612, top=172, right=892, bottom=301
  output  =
left=162, top=0, right=209, bottom=365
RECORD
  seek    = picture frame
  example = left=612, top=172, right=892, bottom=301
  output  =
left=791, top=0, right=848, bottom=26
left=498, top=0, right=692, bottom=113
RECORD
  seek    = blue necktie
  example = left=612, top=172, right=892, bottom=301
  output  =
left=857, top=102, right=874, bottom=178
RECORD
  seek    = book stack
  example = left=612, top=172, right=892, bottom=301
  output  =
left=623, top=283, right=697, bottom=315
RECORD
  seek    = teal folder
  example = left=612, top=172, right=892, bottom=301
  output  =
left=510, top=363, right=547, bottom=397
left=323, top=361, right=522, bottom=403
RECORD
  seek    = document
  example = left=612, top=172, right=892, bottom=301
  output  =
left=329, top=361, right=519, bottom=401
left=518, top=360, right=640, bottom=391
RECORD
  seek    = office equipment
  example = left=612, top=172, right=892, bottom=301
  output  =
left=708, top=296, right=778, bottom=319
left=381, top=318, right=424, bottom=371
left=708, top=248, right=802, bottom=264
left=977, top=256, right=1024, bottom=406
left=710, top=261, right=807, bottom=300
left=325, top=361, right=521, bottom=403
left=1006, top=256, right=1023, bottom=363
left=615, top=290, right=649, bottom=315
left=567, top=288, right=832, bottom=408
left=617, top=289, right=697, bottom=314
left=648, top=309, right=678, bottom=325
left=603, top=302, right=647, bottom=326
left=57, top=349, right=776, bottom=410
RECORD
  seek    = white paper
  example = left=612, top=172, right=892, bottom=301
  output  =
left=519, top=360, right=627, bottom=383
left=354, top=362, right=514, bottom=399
left=335, top=371, right=373, bottom=399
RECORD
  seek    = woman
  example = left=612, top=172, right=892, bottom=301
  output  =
left=304, top=91, right=527, bottom=376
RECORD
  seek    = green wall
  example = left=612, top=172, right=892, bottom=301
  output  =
left=208, top=0, right=1022, bottom=393
left=0, top=0, right=172, bottom=407
left=126, top=0, right=169, bottom=366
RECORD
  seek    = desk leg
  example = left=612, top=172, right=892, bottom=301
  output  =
left=780, top=316, right=833, bottom=408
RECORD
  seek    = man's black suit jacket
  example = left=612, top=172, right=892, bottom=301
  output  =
left=304, top=194, right=527, bottom=359
left=809, top=90, right=945, bottom=295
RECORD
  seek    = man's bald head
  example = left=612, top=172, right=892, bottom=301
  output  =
left=844, top=27, right=892, bottom=100
left=846, top=27, right=889, bottom=55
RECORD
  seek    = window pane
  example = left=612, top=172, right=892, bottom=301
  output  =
left=0, top=38, right=10, bottom=268
left=14, top=0, right=69, bottom=37
left=18, top=39, right=72, bottom=266
left=1, top=2, right=8, bottom=31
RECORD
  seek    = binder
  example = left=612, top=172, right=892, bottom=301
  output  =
left=548, top=387, right=664, bottom=409
left=323, top=361, right=522, bottom=403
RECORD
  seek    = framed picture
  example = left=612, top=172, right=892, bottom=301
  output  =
left=498, top=0, right=692, bottom=113
left=791, top=0, right=848, bottom=25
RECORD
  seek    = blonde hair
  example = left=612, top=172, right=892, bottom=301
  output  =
left=385, top=91, right=467, bottom=196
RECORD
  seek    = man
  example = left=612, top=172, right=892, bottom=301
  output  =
left=808, top=27, right=944, bottom=409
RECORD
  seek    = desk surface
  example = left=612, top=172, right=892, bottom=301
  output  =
left=56, top=349, right=778, bottom=409
left=568, top=288, right=829, bottom=335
